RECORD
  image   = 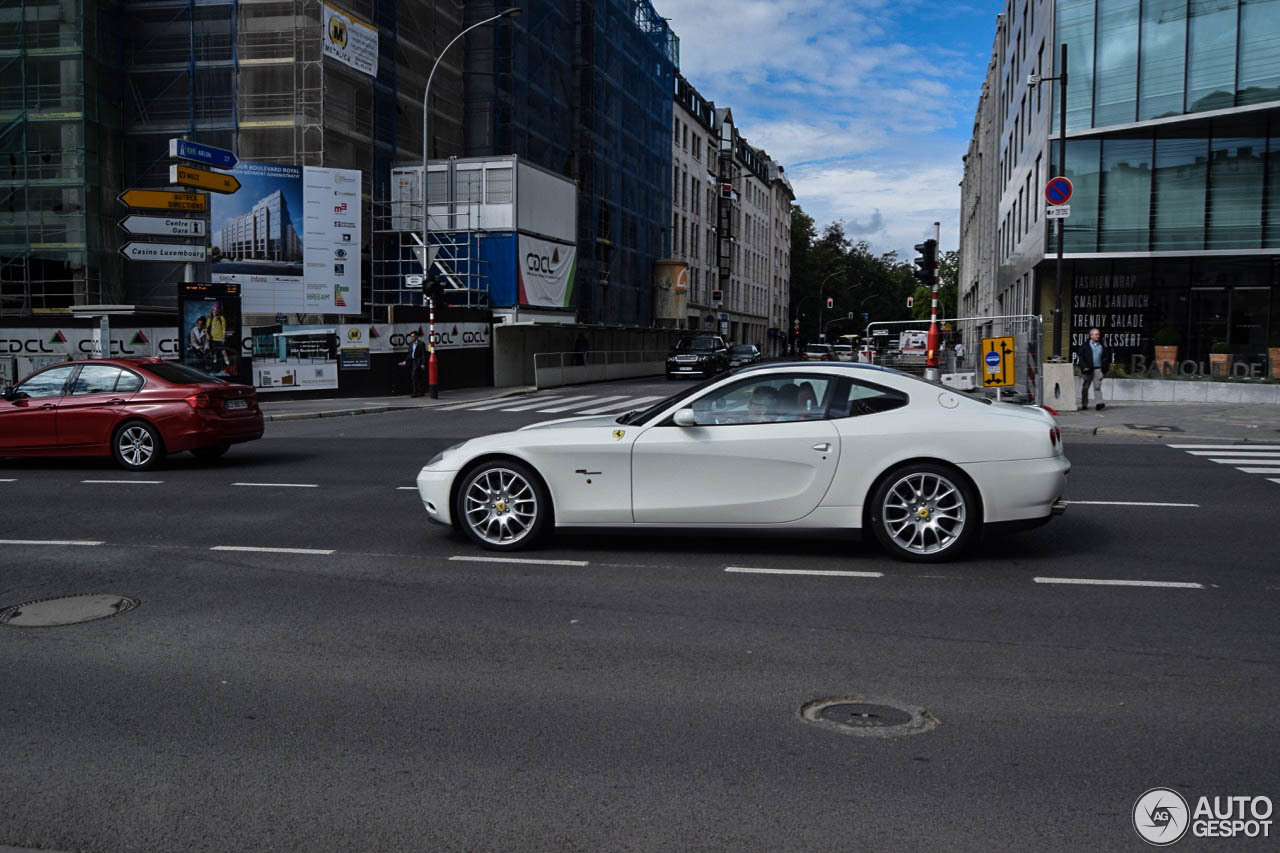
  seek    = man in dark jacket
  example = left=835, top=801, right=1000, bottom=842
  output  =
left=400, top=330, right=427, bottom=397
left=1076, top=327, right=1108, bottom=410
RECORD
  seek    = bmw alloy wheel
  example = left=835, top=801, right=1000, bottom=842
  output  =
left=112, top=422, right=163, bottom=471
left=459, top=464, right=544, bottom=548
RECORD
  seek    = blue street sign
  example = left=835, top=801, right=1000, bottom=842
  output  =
left=169, top=138, right=237, bottom=170
left=985, top=351, right=1001, bottom=368
left=1044, top=176, right=1073, bottom=205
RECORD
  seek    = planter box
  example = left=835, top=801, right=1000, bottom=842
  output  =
left=1092, top=378, right=1279, bottom=403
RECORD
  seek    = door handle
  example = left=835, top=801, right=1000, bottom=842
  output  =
left=39, top=403, right=56, bottom=410
left=108, top=398, right=126, bottom=406
left=812, top=443, right=831, bottom=452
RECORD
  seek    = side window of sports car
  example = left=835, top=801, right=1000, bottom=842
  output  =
left=689, top=375, right=833, bottom=425
left=827, top=378, right=908, bottom=418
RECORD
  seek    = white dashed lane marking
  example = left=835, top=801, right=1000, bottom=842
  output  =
left=232, top=482, right=318, bottom=488
left=81, top=479, right=164, bottom=485
left=725, top=566, right=884, bottom=578
left=0, top=539, right=103, bottom=546
left=211, top=545, right=335, bottom=555
left=449, top=555, right=590, bottom=567
left=1034, top=576, right=1204, bottom=589
left=1063, top=500, right=1199, bottom=507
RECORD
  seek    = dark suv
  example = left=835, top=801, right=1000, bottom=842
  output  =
left=666, top=335, right=730, bottom=379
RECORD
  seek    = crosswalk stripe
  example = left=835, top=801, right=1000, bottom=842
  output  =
left=1169, top=444, right=1280, bottom=450
left=537, top=394, right=629, bottom=413
left=501, top=395, right=594, bottom=412
left=461, top=397, right=565, bottom=411
left=1208, top=458, right=1280, bottom=465
left=1270, top=479, right=1280, bottom=486
left=1235, top=467, right=1280, bottom=474
left=434, top=397, right=527, bottom=411
left=577, top=395, right=664, bottom=414
left=1185, top=450, right=1280, bottom=456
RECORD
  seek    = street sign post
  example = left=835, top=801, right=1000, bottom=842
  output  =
left=120, top=242, right=209, bottom=263
left=1045, top=205, right=1072, bottom=219
left=1044, top=176, right=1073, bottom=205
left=169, top=138, right=238, bottom=170
left=981, top=335, right=1015, bottom=388
left=119, top=215, right=207, bottom=237
left=405, top=274, right=424, bottom=288
left=119, top=189, right=208, bottom=212
left=169, top=164, right=241, bottom=194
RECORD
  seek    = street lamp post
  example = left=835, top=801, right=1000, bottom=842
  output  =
left=1030, top=43, right=1068, bottom=358
left=421, top=6, right=522, bottom=398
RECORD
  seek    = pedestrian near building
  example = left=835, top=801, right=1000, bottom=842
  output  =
left=400, top=331, right=427, bottom=397
left=1076, top=327, right=1108, bottom=411
left=953, top=340, right=965, bottom=369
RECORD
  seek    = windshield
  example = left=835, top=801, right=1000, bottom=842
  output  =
left=805, top=345, right=828, bottom=353
left=675, top=337, right=716, bottom=352
left=615, top=374, right=723, bottom=425
left=730, top=345, right=755, bottom=355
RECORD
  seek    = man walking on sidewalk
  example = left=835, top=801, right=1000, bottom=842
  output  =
left=1076, top=327, right=1108, bottom=411
left=400, top=330, right=427, bottom=397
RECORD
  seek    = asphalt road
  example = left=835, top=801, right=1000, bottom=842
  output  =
left=2, top=377, right=1277, bottom=851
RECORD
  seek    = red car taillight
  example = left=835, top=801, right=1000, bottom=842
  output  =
left=185, top=392, right=213, bottom=409
left=1049, top=426, right=1061, bottom=447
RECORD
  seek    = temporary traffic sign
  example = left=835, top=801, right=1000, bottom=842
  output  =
left=981, top=336, right=1015, bottom=387
left=119, top=215, right=207, bottom=237
left=120, top=242, right=209, bottom=262
left=1044, top=176, right=1073, bottom=205
left=169, top=163, right=241, bottom=194
left=169, top=138, right=238, bottom=170
left=118, top=189, right=208, bottom=212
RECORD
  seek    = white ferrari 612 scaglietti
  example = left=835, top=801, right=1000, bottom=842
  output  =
left=416, top=363, right=1069, bottom=562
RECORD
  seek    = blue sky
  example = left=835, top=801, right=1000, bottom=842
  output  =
left=655, top=0, right=1004, bottom=258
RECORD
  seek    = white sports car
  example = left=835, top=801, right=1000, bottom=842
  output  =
left=416, top=363, right=1069, bottom=561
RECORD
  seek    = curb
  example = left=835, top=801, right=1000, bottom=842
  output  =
left=263, top=387, right=536, bottom=422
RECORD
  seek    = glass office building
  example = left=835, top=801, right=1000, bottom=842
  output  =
left=970, top=0, right=1280, bottom=373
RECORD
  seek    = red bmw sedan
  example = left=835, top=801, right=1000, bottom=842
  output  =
left=0, top=358, right=263, bottom=471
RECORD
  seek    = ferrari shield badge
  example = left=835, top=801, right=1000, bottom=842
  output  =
left=612, top=429, right=625, bottom=440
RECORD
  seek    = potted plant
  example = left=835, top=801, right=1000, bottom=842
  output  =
left=1153, top=327, right=1180, bottom=376
left=1209, top=340, right=1231, bottom=379
left=1269, top=332, right=1280, bottom=381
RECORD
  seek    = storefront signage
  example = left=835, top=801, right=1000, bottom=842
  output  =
left=1071, top=272, right=1150, bottom=366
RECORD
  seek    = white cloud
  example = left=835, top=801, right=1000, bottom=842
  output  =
left=654, top=0, right=998, bottom=255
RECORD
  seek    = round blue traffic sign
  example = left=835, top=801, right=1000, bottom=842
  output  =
left=985, top=351, right=1001, bottom=367
left=1045, top=176, right=1073, bottom=205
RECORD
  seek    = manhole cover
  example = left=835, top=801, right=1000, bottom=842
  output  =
left=0, top=594, right=139, bottom=627
left=801, top=696, right=938, bottom=737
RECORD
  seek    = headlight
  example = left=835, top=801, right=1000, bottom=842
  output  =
left=427, top=441, right=465, bottom=467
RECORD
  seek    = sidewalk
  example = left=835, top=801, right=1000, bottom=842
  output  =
left=258, top=386, right=536, bottom=422
left=1050, top=401, right=1280, bottom=441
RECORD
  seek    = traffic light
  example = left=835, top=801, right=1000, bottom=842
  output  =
left=913, top=238, right=938, bottom=286
left=906, top=296, right=913, bottom=308
left=826, top=297, right=834, bottom=309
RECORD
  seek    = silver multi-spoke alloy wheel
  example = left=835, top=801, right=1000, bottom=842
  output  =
left=461, top=465, right=542, bottom=547
left=113, top=422, right=162, bottom=471
left=875, top=468, right=973, bottom=560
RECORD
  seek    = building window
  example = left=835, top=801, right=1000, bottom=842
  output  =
left=1099, top=136, right=1153, bottom=251
left=1094, top=0, right=1139, bottom=127
left=1187, top=0, right=1238, bottom=112
left=1206, top=117, right=1265, bottom=249
left=1152, top=126, right=1208, bottom=250
left=1239, top=1, right=1280, bottom=105
left=1055, top=0, right=1096, bottom=132
left=1139, top=0, right=1187, bottom=121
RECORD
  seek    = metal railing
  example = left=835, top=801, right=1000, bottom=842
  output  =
left=533, top=349, right=669, bottom=389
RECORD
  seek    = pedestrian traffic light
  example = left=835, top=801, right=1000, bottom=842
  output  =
left=906, top=296, right=913, bottom=308
left=826, top=297, right=833, bottom=309
left=913, top=238, right=937, bottom=286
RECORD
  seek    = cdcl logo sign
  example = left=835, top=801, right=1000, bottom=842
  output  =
left=526, top=246, right=561, bottom=274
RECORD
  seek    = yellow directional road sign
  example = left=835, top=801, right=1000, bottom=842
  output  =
left=981, top=335, right=1016, bottom=387
left=169, top=163, right=241, bottom=194
left=118, top=189, right=209, bottom=212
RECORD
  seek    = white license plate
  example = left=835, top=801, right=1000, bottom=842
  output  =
left=225, top=399, right=248, bottom=410
left=678, top=367, right=693, bottom=371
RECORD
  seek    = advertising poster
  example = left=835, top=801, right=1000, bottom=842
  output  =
left=0, top=327, right=180, bottom=362
left=322, top=2, right=378, bottom=77
left=517, top=234, right=577, bottom=308
left=178, top=282, right=246, bottom=382
left=248, top=324, right=339, bottom=392
left=210, top=161, right=361, bottom=315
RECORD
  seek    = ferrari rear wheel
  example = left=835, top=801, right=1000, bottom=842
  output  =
left=869, top=463, right=978, bottom=562
left=455, top=459, right=550, bottom=551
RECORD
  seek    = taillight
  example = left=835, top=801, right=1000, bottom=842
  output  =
left=1049, top=426, right=1061, bottom=448
left=185, top=392, right=212, bottom=409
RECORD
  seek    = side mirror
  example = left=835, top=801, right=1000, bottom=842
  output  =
left=1, top=385, right=15, bottom=402
left=673, top=408, right=698, bottom=427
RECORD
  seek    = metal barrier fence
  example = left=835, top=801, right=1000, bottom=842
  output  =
left=533, top=349, right=669, bottom=389
left=864, top=314, right=1043, bottom=402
